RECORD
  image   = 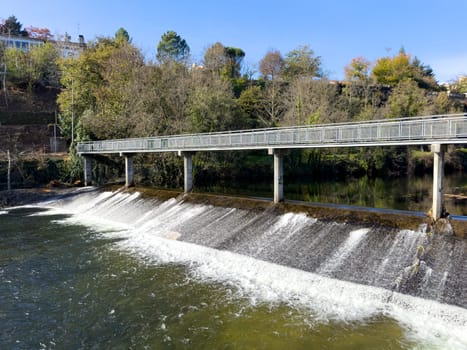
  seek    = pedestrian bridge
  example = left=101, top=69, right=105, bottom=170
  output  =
left=77, top=113, right=467, bottom=220
left=78, top=113, right=467, bottom=153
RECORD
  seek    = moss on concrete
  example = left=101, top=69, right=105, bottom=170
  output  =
left=4, top=184, right=466, bottom=237
left=120, top=185, right=467, bottom=237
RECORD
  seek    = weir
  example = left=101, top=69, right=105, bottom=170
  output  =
left=77, top=113, right=467, bottom=221
left=48, top=188, right=467, bottom=312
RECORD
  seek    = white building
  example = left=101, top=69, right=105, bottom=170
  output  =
left=0, top=33, right=86, bottom=57
left=0, top=34, right=44, bottom=51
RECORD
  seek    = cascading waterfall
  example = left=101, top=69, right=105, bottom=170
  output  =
left=26, top=188, right=467, bottom=348
left=316, top=228, right=370, bottom=276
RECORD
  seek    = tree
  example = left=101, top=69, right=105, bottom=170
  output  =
left=3, top=48, right=27, bottom=85
left=258, top=81, right=288, bottom=127
left=259, top=50, right=284, bottom=80
left=283, top=45, right=321, bottom=80
left=342, top=57, right=375, bottom=120
left=202, top=42, right=245, bottom=79
left=460, top=77, right=467, bottom=93
left=429, top=91, right=462, bottom=115
left=282, top=78, right=314, bottom=126
left=0, top=15, right=28, bottom=36
left=224, top=46, right=245, bottom=79
left=3, top=42, right=60, bottom=88
left=372, top=48, right=439, bottom=90
left=129, top=63, right=192, bottom=137
left=372, top=49, right=413, bottom=86
left=115, top=27, right=130, bottom=43
left=156, top=30, right=190, bottom=64
left=279, top=46, right=323, bottom=126
left=411, top=57, right=438, bottom=91
left=83, top=40, right=144, bottom=139
left=258, top=50, right=286, bottom=126
left=282, top=79, right=345, bottom=126
left=237, top=85, right=263, bottom=128
left=26, top=26, right=53, bottom=40
left=385, top=80, right=428, bottom=118
left=203, top=42, right=227, bottom=74
left=57, top=37, right=145, bottom=140
left=446, top=75, right=467, bottom=95
left=29, top=42, right=60, bottom=86
left=189, top=74, right=239, bottom=132
left=344, top=57, right=371, bottom=82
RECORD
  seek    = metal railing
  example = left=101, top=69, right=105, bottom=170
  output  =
left=77, top=113, right=467, bottom=154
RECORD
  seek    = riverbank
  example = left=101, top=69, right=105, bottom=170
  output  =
left=0, top=186, right=81, bottom=208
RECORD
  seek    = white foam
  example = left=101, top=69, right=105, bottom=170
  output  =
left=52, top=213, right=130, bottom=233
left=317, top=228, right=370, bottom=275
left=27, top=207, right=69, bottom=216
left=110, top=230, right=467, bottom=349
left=18, top=202, right=131, bottom=233
left=0, top=210, right=8, bottom=215
left=255, top=212, right=316, bottom=255
left=133, top=201, right=209, bottom=236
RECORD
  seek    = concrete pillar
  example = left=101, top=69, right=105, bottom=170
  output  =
left=179, top=151, right=194, bottom=193
left=269, top=148, right=285, bottom=203
left=83, top=156, right=92, bottom=186
left=124, top=154, right=134, bottom=187
left=432, top=144, right=444, bottom=220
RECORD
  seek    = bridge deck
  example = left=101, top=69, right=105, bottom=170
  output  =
left=77, top=114, right=467, bottom=154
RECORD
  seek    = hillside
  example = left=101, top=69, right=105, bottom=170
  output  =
left=0, top=86, right=66, bottom=154
left=0, top=85, right=59, bottom=114
left=0, top=125, right=66, bottom=155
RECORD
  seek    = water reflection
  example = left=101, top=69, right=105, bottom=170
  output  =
left=198, top=173, right=467, bottom=215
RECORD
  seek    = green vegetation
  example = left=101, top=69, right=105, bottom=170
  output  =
left=2, top=42, right=60, bottom=90
left=156, top=30, right=190, bottom=64
left=0, top=15, right=28, bottom=36
left=1, top=15, right=467, bottom=186
left=0, top=157, right=64, bottom=190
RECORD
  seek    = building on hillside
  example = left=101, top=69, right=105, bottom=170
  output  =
left=53, top=33, right=86, bottom=58
left=0, top=34, right=44, bottom=51
left=0, top=33, right=86, bottom=57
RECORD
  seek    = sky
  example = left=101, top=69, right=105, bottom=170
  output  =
left=2, top=0, right=466, bottom=83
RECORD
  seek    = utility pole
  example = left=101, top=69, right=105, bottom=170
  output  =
left=1, top=29, right=10, bottom=107
left=0, top=62, right=7, bottom=107
left=53, top=110, right=57, bottom=152
left=71, top=78, right=74, bottom=145
left=7, top=149, right=11, bottom=191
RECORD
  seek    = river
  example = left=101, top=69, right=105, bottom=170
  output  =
left=199, top=173, right=467, bottom=215
left=1, top=189, right=466, bottom=349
